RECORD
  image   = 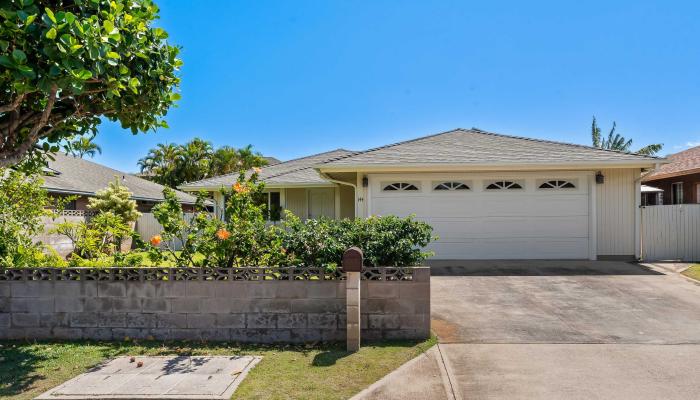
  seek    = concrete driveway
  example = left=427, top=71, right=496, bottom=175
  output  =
left=356, top=261, right=700, bottom=400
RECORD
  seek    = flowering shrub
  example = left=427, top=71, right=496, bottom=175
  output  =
left=147, top=171, right=286, bottom=267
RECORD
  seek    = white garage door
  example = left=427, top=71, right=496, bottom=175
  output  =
left=369, top=173, right=592, bottom=259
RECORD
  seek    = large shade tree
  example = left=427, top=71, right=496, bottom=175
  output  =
left=591, top=117, right=662, bottom=156
left=0, top=0, right=181, bottom=167
left=138, top=139, right=268, bottom=188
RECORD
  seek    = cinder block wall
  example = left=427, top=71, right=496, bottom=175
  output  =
left=0, top=268, right=430, bottom=343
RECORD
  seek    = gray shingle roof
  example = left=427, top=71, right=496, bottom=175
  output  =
left=179, top=149, right=354, bottom=189
left=42, top=152, right=199, bottom=204
left=319, top=128, right=662, bottom=168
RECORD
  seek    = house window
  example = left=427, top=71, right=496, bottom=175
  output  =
left=434, top=182, right=470, bottom=191
left=485, top=180, right=523, bottom=190
left=250, top=191, right=282, bottom=221
left=65, top=199, right=77, bottom=210
left=538, top=180, right=576, bottom=189
left=671, top=182, right=683, bottom=204
left=383, top=183, right=419, bottom=191
left=269, top=192, right=281, bottom=221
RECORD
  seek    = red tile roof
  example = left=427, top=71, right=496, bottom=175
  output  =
left=644, top=146, right=700, bottom=181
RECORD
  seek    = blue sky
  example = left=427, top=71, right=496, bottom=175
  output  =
left=93, top=0, right=700, bottom=171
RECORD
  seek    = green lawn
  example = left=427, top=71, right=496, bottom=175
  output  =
left=0, top=337, right=436, bottom=400
left=681, top=264, right=700, bottom=281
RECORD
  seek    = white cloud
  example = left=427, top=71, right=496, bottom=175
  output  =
left=673, top=141, right=700, bottom=150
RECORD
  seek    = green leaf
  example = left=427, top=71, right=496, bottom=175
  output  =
left=0, top=55, right=15, bottom=68
left=46, top=27, right=57, bottom=39
left=169, top=93, right=181, bottom=101
left=64, top=12, right=76, bottom=24
left=106, top=51, right=120, bottom=59
left=45, top=7, right=57, bottom=24
left=118, top=65, right=129, bottom=75
left=60, top=34, right=76, bottom=46
left=25, top=14, right=36, bottom=26
left=103, top=20, right=115, bottom=33
left=12, top=49, right=27, bottom=65
left=17, top=65, right=36, bottom=79
left=0, top=40, right=8, bottom=52
left=73, top=69, right=92, bottom=80
left=153, top=28, right=168, bottom=39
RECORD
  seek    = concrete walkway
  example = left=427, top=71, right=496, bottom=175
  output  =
left=350, top=346, right=455, bottom=400
left=36, top=356, right=261, bottom=400
left=355, top=261, right=700, bottom=400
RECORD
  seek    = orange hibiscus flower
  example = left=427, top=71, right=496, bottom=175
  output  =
left=232, top=182, right=249, bottom=194
left=216, top=228, right=231, bottom=240
left=149, top=235, right=162, bottom=246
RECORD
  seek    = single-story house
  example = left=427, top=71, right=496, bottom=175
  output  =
left=42, top=152, right=200, bottom=213
left=642, top=145, right=700, bottom=205
left=180, top=128, right=665, bottom=261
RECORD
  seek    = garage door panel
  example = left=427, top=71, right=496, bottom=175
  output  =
left=369, top=173, right=591, bottom=260
left=429, top=238, right=590, bottom=259
left=372, top=197, right=430, bottom=217
left=372, top=196, right=588, bottom=219
left=427, top=216, right=589, bottom=240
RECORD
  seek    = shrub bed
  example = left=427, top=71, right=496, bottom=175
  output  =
left=0, top=167, right=435, bottom=268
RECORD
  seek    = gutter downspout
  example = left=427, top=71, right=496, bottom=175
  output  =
left=319, top=171, right=357, bottom=219
left=636, top=163, right=662, bottom=261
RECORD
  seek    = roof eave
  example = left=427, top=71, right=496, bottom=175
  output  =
left=643, top=167, right=700, bottom=182
left=44, top=187, right=198, bottom=205
left=180, top=182, right=335, bottom=191
left=317, top=160, right=664, bottom=173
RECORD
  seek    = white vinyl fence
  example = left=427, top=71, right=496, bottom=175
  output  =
left=135, top=213, right=195, bottom=251
left=641, top=204, right=700, bottom=261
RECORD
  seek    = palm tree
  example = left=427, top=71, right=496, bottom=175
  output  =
left=210, top=144, right=268, bottom=175
left=137, top=139, right=268, bottom=188
left=591, top=117, right=663, bottom=156
left=178, top=138, right=213, bottom=183
left=138, top=143, right=183, bottom=187
left=65, top=136, right=102, bottom=158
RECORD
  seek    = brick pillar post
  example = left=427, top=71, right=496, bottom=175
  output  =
left=343, top=247, right=363, bottom=352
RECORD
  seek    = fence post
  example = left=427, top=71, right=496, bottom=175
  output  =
left=343, top=247, right=363, bottom=352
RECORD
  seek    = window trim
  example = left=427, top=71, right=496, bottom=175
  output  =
left=382, top=182, right=420, bottom=192
left=671, top=182, right=684, bottom=204
left=537, top=179, right=577, bottom=190
left=484, top=180, right=524, bottom=190
left=433, top=181, right=471, bottom=191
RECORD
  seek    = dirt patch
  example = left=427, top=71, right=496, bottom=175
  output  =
left=431, top=318, right=459, bottom=343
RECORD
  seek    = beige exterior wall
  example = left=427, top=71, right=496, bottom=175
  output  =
left=203, top=186, right=355, bottom=221
left=595, top=168, right=639, bottom=257
left=339, top=185, right=355, bottom=219
left=284, top=188, right=308, bottom=219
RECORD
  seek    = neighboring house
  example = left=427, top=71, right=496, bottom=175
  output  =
left=642, top=145, right=700, bottom=205
left=181, top=128, right=664, bottom=261
left=42, top=152, right=200, bottom=213
left=641, top=184, right=664, bottom=206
